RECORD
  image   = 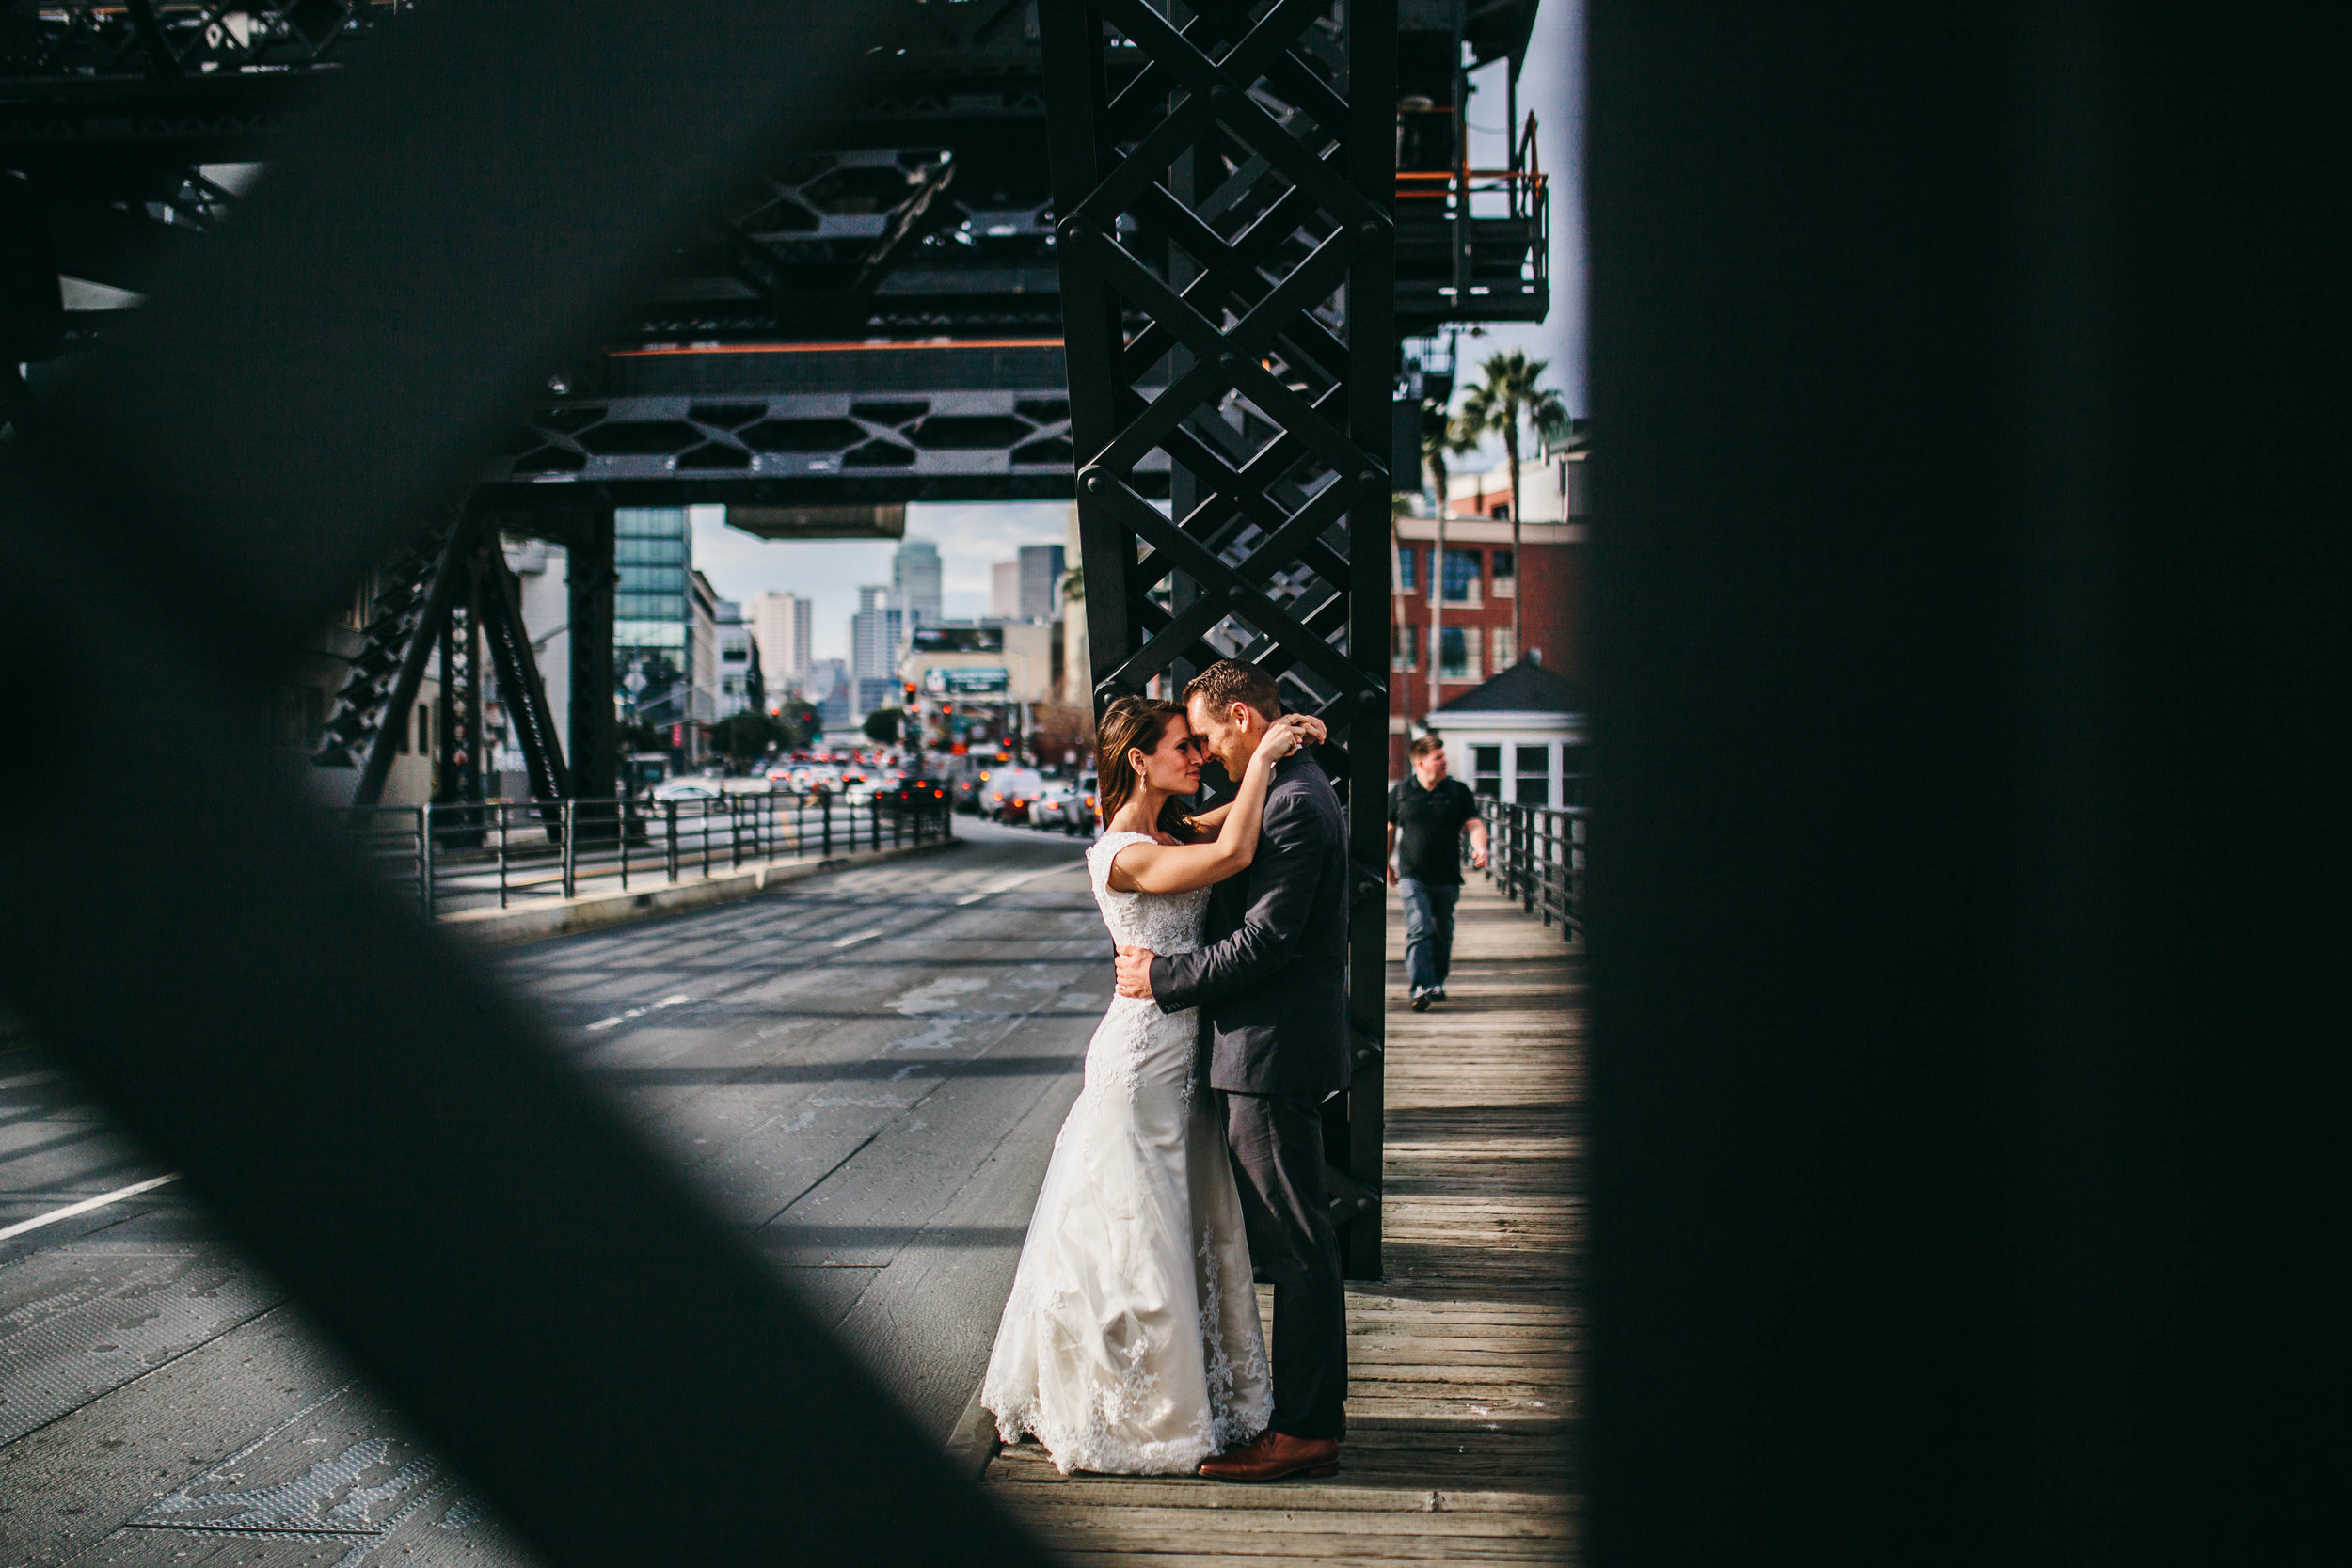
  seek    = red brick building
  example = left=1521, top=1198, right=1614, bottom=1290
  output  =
left=1387, top=442, right=1588, bottom=775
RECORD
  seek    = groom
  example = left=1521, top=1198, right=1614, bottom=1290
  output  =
left=1113, top=658, right=1351, bottom=1482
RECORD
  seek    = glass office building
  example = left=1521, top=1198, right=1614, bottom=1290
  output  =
left=614, top=507, right=693, bottom=731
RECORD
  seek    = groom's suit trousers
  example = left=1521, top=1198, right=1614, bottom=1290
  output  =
left=1223, top=1089, right=1348, bottom=1441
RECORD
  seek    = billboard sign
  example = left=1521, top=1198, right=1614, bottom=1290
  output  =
left=923, top=666, right=1010, bottom=696
left=912, top=626, right=1004, bottom=654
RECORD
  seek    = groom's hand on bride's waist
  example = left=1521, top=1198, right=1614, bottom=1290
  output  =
left=1115, top=944, right=1157, bottom=1000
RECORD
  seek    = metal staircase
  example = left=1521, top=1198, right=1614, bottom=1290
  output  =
left=312, top=510, right=461, bottom=791
left=313, top=508, right=569, bottom=810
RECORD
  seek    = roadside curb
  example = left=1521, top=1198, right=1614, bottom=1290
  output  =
left=438, top=837, right=964, bottom=946
left=945, top=1379, right=1002, bottom=1482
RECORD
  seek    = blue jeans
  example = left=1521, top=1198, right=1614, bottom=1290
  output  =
left=1399, top=878, right=1459, bottom=995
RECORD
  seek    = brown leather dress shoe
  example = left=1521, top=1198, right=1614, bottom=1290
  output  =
left=1198, top=1431, right=1340, bottom=1482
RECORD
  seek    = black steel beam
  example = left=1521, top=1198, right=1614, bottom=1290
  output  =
left=1339, top=0, right=1400, bottom=1281
left=1040, top=0, right=1396, bottom=1279
left=478, top=538, right=573, bottom=807
left=566, top=505, right=618, bottom=805
left=482, top=385, right=1166, bottom=505
left=351, top=508, right=470, bottom=808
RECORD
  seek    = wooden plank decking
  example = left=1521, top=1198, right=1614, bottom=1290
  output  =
left=980, top=878, right=1583, bottom=1564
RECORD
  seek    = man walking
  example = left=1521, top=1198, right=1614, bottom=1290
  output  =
left=1386, top=736, right=1488, bottom=1011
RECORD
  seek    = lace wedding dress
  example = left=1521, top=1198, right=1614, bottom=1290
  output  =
left=978, top=830, right=1272, bottom=1474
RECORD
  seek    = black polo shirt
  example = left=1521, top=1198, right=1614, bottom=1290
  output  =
left=1387, top=774, right=1481, bottom=884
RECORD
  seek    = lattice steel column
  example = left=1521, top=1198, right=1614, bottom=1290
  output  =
left=434, top=561, right=485, bottom=809
left=567, top=506, right=619, bottom=804
left=1039, top=0, right=1397, bottom=1277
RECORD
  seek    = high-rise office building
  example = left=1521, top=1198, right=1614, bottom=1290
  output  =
left=748, top=591, right=813, bottom=687
left=714, top=594, right=755, bottom=720
left=1018, top=544, right=1067, bottom=621
left=990, top=561, right=1022, bottom=619
left=850, top=585, right=909, bottom=683
left=613, top=507, right=695, bottom=736
left=803, top=657, right=850, bottom=732
left=892, top=539, right=943, bottom=626
left=688, top=569, right=721, bottom=726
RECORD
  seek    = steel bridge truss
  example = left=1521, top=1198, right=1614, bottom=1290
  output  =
left=485, top=385, right=1151, bottom=504
left=1039, top=0, right=1396, bottom=1276
left=313, top=501, right=570, bottom=812
left=0, top=1, right=392, bottom=84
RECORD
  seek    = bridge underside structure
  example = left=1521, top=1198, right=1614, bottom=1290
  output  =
left=3, top=0, right=1545, bottom=1280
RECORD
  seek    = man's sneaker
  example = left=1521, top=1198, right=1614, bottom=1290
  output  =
left=1432, top=985, right=1447, bottom=1002
left=1409, top=990, right=1433, bottom=1012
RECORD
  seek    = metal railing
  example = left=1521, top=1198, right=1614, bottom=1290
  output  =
left=1473, top=798, right=1585, bottom=943
left=342, top=789, right=952, bottom=920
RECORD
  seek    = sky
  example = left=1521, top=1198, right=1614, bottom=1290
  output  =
left=690, top=0, right=1585, bottom=660
left=1454, top=0, right=1584, bottom=444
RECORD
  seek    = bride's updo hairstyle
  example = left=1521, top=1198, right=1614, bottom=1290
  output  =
left=1093, top=697, right=1202, bottom=843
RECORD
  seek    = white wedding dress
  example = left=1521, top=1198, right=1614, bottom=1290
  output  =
left=979, top=830, right=1272, bottom=1474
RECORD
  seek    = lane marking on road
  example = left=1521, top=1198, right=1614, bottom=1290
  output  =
left=0, top=1173, right=181, bottom=1243
left=832, top=928, right=887, bottom=948
left=954, top=862, right=1085, bottom=905
left=586, top=994, right=696, bottom=1031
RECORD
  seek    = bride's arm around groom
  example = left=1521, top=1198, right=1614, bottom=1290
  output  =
left=1113, top=660, right=1354, bottom=1481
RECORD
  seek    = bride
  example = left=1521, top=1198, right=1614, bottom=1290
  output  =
left=980, top=694, right=1326, bottom=1474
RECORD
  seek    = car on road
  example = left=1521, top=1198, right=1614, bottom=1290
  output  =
left=980, top=767, right=1045, bottom=824
left=880, top=776, right=951, bottom=815
left=647, top=777, right=723, bottom=802
left=1029, top=782, right=1089, bottom=834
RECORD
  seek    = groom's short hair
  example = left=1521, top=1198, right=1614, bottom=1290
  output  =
left=1183, top=659, right=1283, bottom=721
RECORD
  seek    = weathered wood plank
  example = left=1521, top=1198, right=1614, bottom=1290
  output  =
left=1016, top=1551, right=1581, bottom=1560
left=999, top=1504, right=1569, bottom=1539
left=980, top=879, right=1582, bottom=1565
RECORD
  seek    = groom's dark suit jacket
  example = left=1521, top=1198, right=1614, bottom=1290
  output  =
left=1150, top=752, right=1351, bottom=1097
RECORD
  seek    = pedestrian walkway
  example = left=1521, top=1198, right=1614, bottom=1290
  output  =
left=978, top=878, right=1582, bottom=1564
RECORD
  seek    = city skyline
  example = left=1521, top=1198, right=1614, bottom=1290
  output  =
left=690, top=501, right=1073, bottom=664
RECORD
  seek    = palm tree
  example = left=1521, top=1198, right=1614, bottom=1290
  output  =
left=1422, top=402, right=1478, bottom=717
left=1389, top=491, right=1418, bottom=720
left=1456, top=350, right=1568, bottom=662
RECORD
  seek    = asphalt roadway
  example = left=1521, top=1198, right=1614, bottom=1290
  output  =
left=0, top=818, right=1101, bottom=1566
